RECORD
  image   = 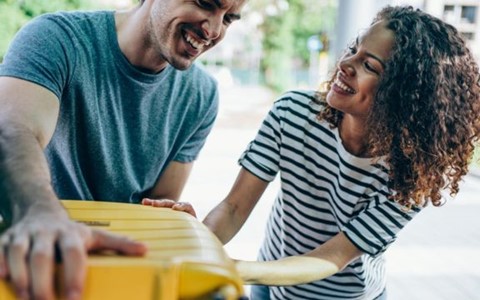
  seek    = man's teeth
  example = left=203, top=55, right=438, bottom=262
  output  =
left=185, top=33, right=209, bottom=49
left=335, top=79, right=356, bottom=94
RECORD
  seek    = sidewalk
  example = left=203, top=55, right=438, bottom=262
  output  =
left=385, top=172, right=480, bottom=300
left=182, top=84, right=480, bottom=300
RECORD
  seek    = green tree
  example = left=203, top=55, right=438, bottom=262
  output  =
left=0, top=0, right=101, bottom=61
left=0, top=1, right=29, bottom=60
left=260, top=4, right=296, bottom=92
left=19, top=0, right=93, bottom=17
left=252, top=0, right=336, bottom=91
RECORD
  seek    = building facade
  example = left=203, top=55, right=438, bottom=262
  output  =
left=422, top=0, right=480, bottom=61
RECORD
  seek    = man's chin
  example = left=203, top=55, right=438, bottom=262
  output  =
left=169, top=58, right=195, bottom=70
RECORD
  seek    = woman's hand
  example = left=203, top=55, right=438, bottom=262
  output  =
left=141, top=198, right=197, bottom=218
left=234, top=257, right=339, bottom=286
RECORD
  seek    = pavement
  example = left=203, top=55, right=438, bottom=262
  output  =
left=181, top=84, right=480, bottom=300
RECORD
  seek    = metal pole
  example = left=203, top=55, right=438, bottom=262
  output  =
left=329, top=0, right=392, bottom=67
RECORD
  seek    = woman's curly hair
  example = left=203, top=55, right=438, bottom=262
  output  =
left=318, top=6, right=480, bottom=208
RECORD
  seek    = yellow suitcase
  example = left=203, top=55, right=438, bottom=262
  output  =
left=0, top=200, right=245, bottom=300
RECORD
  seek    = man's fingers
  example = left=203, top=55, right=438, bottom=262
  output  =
left=142, top=199, right=197, bottom=217
left=29, top=231, right=56, bottom=300
left=7, top=233, right=30, bottom=299
left=172, top=203, right=197, bottom=218
left=0, top=233, right=11, bottom=279
left=58, top=232, right=86, bottom=300
left=56, top=226, right=147, bottom=300
left=89, top=229, right=147, bottom=256
left=142, top=198, right=176, bottom=208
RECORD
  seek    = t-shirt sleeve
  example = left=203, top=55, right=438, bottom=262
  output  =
left=0, top=14, right=76, bottom=99
left=173, top=82, right=219, bottom=163
left=342, top=197, right=421, bottom=256
left=238, top=98, right=284, bottom=182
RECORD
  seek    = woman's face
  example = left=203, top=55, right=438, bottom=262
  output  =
left=326, top=21, right=394, bottom=120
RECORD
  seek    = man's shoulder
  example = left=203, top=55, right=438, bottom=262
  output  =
left=36, top=9, right=111, bottom=22
left=30, top=10, right=112, bottom=35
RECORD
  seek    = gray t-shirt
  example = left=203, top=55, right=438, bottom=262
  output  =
left=0, top=11, right=219, bottom=203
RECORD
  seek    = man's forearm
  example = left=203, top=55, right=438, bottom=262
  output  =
left=0, top=121, right=60, bottom=224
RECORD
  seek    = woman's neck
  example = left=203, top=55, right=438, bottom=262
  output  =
left=338, top=116, right=371, bottom=158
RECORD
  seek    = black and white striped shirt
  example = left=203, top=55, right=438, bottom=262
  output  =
left=239, top=90, right=420, bottom=299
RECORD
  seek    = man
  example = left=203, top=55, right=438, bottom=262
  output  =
left=0, top=0, right=246, bottom=299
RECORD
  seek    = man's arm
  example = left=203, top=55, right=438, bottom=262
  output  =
left=0, top=76, right=60, bottom=224
left=0, top=77, right=146, bottom=300
left=146, top=161, right=194, bottom=201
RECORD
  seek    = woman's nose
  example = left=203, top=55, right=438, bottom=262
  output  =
left=339, top=60, right=356, bottom=77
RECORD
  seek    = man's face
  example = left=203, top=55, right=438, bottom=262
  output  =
left=147, top=0, right=246, bottom=70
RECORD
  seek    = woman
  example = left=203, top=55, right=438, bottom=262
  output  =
left=143, top=6, right=480, bottom=299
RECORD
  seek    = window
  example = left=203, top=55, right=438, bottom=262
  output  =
left=461, top=5, right=477, bottom=24
left=461, top=31, right=475, bottom=40
left=443, top=5, right=456, bottom=23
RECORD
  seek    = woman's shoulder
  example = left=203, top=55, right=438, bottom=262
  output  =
left=276, top=89, right=318, bottom=102
left=273, top=89, right=323, bottom=111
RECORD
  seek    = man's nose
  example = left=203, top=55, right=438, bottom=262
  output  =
left=201, top=15, right=223, bottom=40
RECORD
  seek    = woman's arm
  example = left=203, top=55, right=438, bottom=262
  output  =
left=236, top=231, right=362, bottom=286
left=203, top=168, right=269, bottom=244
left=203, top=167, right=362, bottom=285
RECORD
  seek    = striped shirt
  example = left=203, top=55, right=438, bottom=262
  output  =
left=239, top=90, right=420, bottom=299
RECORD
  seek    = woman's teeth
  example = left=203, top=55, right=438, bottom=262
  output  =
left=335, top=79, right=356, bottom=94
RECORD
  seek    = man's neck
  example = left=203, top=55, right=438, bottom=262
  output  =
left=115, top=7, right=168, bottom=73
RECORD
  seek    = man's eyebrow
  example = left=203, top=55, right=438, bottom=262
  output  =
left=212, top=0, right=242, bottom=21
left=228, top=13, right=241, bottom=21
left=356, top=37, right=386, bottom=68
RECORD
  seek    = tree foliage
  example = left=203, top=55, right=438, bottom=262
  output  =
left=1, top=0, right=335, bottom=92
left=0, top=0, right=97, bottom=61
left=250, top=0, right=336, bottom=91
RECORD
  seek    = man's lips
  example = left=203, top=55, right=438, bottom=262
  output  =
left=182, top=30, right=211, bottom=55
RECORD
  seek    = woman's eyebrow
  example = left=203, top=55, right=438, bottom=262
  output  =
left=356, top=37, right=386, bottom=68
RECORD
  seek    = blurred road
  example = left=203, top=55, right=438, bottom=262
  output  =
left=182, top=84, right=480, bottom=300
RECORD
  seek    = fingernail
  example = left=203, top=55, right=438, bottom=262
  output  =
left=68, top=290, right=81, bottom=300
left=17, top=290, right=28, bottom=300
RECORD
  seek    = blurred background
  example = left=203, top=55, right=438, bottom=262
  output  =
left=1, top=0, right=480, bottom=91
left=1, top=0, right=479, bottom=299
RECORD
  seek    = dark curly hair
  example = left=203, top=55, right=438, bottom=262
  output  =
left=318, top=6, right=480, bottom=208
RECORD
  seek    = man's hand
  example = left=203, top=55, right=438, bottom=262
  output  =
left=142, top=198, right=197, bottom=218
left=0, top=208, right=147, bottom=300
